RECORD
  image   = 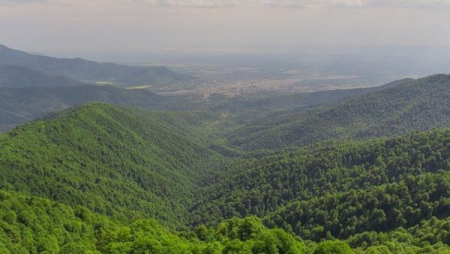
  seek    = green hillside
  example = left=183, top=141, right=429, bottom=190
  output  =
left=3, top=189, right=449, bottom=253
left=0, top=102, right=450, bottom=253
left=194, top=128, right=450, bottom=245
left=0, top=103, right=221, bottom=227
left=227, top=74, right=450, bottom=150
left=0, top=190, right=308, bottom=254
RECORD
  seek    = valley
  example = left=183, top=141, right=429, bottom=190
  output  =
left=1, top=44, right=450, bottom=253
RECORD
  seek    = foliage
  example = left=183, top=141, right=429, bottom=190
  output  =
left=0, top=190, right=113, bottom=253
left=313, top=240, right=353, bottom=254
left=0, top=103, right=222, bottom=228
left=194, top=128, right=450, bottom=244
left=0, top=193, right=306, bottom=254
left=1, top=189, right=448, bottom=254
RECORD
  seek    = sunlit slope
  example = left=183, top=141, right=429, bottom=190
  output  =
left=0, top=190, right=309, bottom=254
left=0, top=190, right=118, bottom=253
left=0, top=103, right=219, bottom=227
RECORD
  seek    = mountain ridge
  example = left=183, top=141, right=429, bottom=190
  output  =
left=0, top=44, right=190, bottom=86
left=0, top=65, right=84, bottom=88
left=227, top=74, right=450, bottom=150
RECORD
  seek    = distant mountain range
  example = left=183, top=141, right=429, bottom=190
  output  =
left=0, top=65, right=83, bottom=87
left=0, top=44, right=190, bottom=87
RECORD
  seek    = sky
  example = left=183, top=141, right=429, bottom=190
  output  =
left=0, top=0, right=450, bottom=56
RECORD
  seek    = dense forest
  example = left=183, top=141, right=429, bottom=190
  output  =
left=193, top=128, right=450, bottom=244
left=2, top=72, right=450, bottom=253
left=2, top=189, right=449, bottom=253
left=0, top=103, right=223, bottom=228
left=0, top=190, right=308, bottom=253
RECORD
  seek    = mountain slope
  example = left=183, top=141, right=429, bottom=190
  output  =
left=228, top=74, right=450, bottom=150
left=0, top=44, right=189, bottom=86
left=0, top=103, right=220, bottom=227
left=0, top=85, right=199, bottom=133
left=194, top=128, right=450, bottom=244
left=1, top=97, right=450, bottom=253
left=0, top=65, right=84, bottom=88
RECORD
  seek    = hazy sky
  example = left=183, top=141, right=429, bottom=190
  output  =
left=1, top=0, right=450, bottom=55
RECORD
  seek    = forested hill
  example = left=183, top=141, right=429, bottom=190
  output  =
left=0, top=44, right=189, bottom=86
left=0, top=103, right=221, bottom=228
left=193, top=128, right=450, bottom=251
left=0, top=85, right=198, bottom=133
left=228, top=74, right=450, bottom=150
left=2, top=102, right=450, bottom=252
left=0, top=65, right=84, bottom=88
